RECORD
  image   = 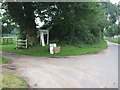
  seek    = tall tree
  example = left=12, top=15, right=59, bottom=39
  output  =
left=39, top=2, right=108, bottom=44
left=105, top=24, right=119, bottom=37
left=118, top=1, right=120, bottom=35
left=103, top=2, right=119, bottom=37
left=6, top=2, right=37, bottom=46
left=4, top=2, right=108, bottom=46
left=103, top=2, right=118, bottom=24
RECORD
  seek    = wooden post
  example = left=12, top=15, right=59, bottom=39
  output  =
left=47, top=31, right=49, bottom=45
left=26, top=39, right=27, bottom=49
left=11, top=38, right=13, bottom=44
left=16, top=39, right=28, bottom=49
left=3, top=38, right=4, bottom=44
left=16, top=38, right=17, bottom=49
left=7, top=38, right=8, bottom=44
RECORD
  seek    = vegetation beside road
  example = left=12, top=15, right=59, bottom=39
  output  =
left=0, top=56, right=28, bottom=88
left=0, top=56, right=9, bottom=64
left=1, top=41, right=107, bottom=56
left=2, top=73, right=28, bottom=88
left=106, top=37, right=120, bottom=44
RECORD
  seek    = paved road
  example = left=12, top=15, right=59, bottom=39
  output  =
left=2, top=42, right=118, bottom=88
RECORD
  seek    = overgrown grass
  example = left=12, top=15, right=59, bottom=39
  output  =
left=0, top=56, right=9, bottom=64
left=1, top=41, right=108, bottom=56
left=106, top=37, right=120, bottom=44
left=2, top=73, right=28, bottom=88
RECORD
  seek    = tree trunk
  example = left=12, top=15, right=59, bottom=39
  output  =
left=26, top=33, right=37, bottom=47
left=25, top=25, right=38, bottom=47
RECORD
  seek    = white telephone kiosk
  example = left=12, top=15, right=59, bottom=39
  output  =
left=39, top=30, right=49, bottom=46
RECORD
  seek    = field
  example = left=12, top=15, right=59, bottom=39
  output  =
left=106, top=37, right=120, bottom=44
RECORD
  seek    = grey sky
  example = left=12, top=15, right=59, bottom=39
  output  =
left=110, top=0, right=120, bottom=4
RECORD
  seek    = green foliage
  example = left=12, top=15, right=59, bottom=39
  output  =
left=39, top=3, right=108, bottom=44
left=1, top=3, right=20, bottom=37
left=105, top=24, right=119, bottom=37
left=118, top=3, right=120, bottom=35
left=3, top=2, right=109, bottom=46
left=103, top=2, right=119, bottom=38
left=2, top=11, right=17, bottom=35
left=103, top=2, right=118, bottom=24
left=6, top=2, right=38, bottom=46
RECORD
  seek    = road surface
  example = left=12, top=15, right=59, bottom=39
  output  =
left=2, top=41, right=118, bottom=88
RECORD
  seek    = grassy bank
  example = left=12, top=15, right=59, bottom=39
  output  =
left=0, top=56, right=28, bottom=88
left=0, top=56, right=9, bottom=64
left=106, top=37, right=120, bottom=44
left=2, top=73, right=28, bottom=88
left=1, top=41, right=108, bottom=56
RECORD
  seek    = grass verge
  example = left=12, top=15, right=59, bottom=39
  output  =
left=0, top=56, right=9, bottom=64
left=106, top=37, right=120, bottom=44
left=2, top=73, right=28, bottom=88
left=1, top=41, right=108, bottom=56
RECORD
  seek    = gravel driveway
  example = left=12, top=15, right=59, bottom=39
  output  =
left=2, top=41, right=118, bottom=88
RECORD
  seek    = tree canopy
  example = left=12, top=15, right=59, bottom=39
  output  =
left=2, top=2, right=110, bottom=46
left=38, top=2, right=108, bottom=44
left=103, top=2, right=119, bottom=37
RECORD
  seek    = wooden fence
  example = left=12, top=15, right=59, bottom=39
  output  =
left=0, top=37, right=17, bottom=44
left=16, top=39, right=27, bottom=49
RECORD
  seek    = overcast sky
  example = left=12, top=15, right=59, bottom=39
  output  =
left=110, top=0, right=120, bottom=4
